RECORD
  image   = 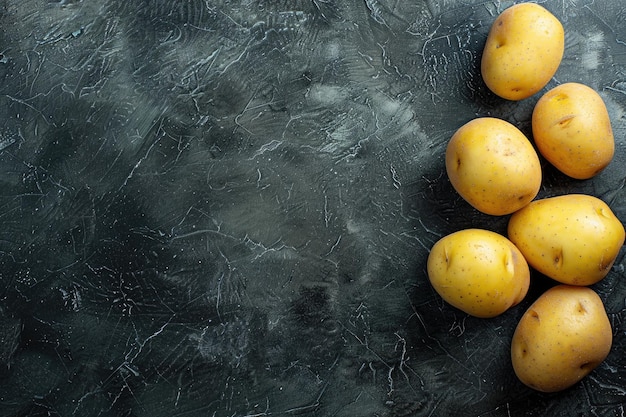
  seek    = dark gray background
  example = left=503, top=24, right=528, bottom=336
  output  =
left=1, top=1, right=625, bottom=416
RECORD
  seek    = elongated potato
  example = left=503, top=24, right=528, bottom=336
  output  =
left=508, top=194, right=625, bottom=286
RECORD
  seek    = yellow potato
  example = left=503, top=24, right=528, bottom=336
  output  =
left=532, top=82, right=615, bottom=179
left=511, top=285, right=612, bottom=392
left=427, top=229, right=530, bottom=318
left=445, top=117, right=541, bottom=216
left=508, top=194, right=625, bottom=286
left=481, top=3, right=564, bottom=100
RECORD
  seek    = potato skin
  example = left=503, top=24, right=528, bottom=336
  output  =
left=481, top=3, right=564, bottom=100
left=511, top=285, right=612, bottom=392
left=508, top=194, right=625, bottom=286
left=532, top=83, right=615, bottom=179
left=427, top=229, right=530, bottom=318
left=445, top=117, right=541, bottom=216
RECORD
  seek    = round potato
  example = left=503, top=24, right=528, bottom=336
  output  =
left=427, top=229, right=530, bottom=318
left=511, top=285, right=612, bottom=392
left=532, top=82, right=615, bottom=179
left=445, top=117, right=541, bottom=216
left=508, top=194, right=625, bottom=286
left=481, top=3, right=564, bottom=100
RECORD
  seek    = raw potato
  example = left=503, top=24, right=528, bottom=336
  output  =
left=532, top=82, right=615, bottom=179
left=511, top=285, right=612, bottom=392
left=445, top=117, right=541, bottom=216
left=481, top=3, right=564, bottom=100
left=508, top=194, right=625, bottom=286
left=427, top=229, right=530, bottom=318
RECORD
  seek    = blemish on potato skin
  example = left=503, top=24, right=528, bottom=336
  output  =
left=595, top=206, right=610, bottom=218
left=598, top=253, right=612, bottom=272
left=555, top=114, right=576, bottom=128
left=552, top=247, right=563, bottom=269
left=575, top=301, right=587, bottom=315
left=517, top=340, right=529, bottom=357
left=443, top=245, right=451, bottom=266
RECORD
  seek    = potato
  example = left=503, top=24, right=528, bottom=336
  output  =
left=427, top=229, right=530, bottom=318
left=511, top=285, right=612, bottom=392
left=508, top=194, right=625, bottom=286
left=445, top=117, right=541, bottom=216
left=481, top=3, right=564, bottom=100
left=532, top=82, right=615, bottom=179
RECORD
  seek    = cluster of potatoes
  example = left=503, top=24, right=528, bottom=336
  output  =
left=426, top=3, right=625, bottom=393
